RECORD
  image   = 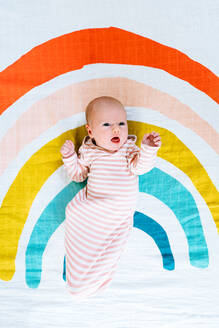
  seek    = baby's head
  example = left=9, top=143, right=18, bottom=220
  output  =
left=85, top=96, right=128, bottom=152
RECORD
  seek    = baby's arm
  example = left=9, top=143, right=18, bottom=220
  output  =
left=128, top=132, right=161, bottom=175
left=60, top=140, right=90, bottom=182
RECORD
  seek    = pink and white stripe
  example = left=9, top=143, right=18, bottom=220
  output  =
left=62, top=135, right=159, bottom=297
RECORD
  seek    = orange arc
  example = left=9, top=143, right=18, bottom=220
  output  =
left=0, top=27, right=218, bottom=115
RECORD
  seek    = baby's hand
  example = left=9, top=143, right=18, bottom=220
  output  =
left=60, top=140, right=75, bottom=158
left=142, top=131, right=161, bottom=147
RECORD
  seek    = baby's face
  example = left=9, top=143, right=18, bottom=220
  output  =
left=86, top=102, right=128, bottom=152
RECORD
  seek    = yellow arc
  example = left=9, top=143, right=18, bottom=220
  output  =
left=0, top=122, right=218, bottom=281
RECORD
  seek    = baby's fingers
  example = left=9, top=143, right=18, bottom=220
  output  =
left=151, top=131, right=160, bottom=137
left=60, top=140, right=75, bottom=154
left=64, top=140, right=74, bottom=148
left=64, top=140, right=74, bottom=146
left=154, top=139, right=161, bottom=147
left=153, top=136, right=161, bottom=142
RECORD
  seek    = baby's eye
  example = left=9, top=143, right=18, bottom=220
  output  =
left=119, top=122, right=125, bottom=126
left=103, top=123, right=110, bottom=126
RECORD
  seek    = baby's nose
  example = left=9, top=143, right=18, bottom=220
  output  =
left=112, top=125, right=120, bottom=134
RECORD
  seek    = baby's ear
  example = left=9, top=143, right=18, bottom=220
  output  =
left=85, top=124, right=93, bottom=138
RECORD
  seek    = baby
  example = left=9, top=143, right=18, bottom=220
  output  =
left=61, top=96, right=161, bottom=298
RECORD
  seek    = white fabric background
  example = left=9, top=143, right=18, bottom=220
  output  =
left=0, top=1, right=219, bottom=327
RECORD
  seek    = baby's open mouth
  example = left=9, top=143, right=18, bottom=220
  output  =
left=111, top=137, right=120, bottom=143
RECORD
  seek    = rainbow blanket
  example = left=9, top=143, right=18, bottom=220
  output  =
left=0, top=1, right=219, bottom=327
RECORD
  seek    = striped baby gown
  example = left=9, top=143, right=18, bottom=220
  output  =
left=62, top=135, right=160, bottom=298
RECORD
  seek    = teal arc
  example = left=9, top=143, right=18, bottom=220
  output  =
left=25, top=168, right=208, bottom=288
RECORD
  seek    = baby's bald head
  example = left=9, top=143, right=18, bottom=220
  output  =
left=85, top=96, right=125, bottom=126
